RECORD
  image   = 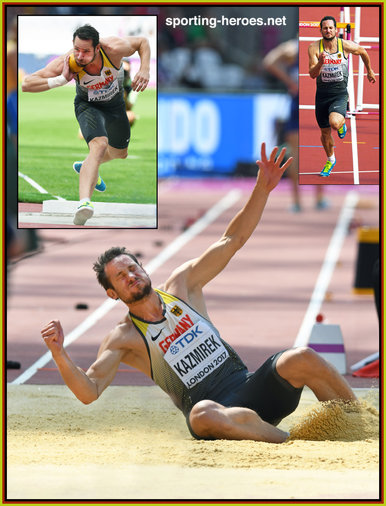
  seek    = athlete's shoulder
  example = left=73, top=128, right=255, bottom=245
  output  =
left=308, top=39, right=320, bottom=54
left=100, top=315, right=138, bottom=352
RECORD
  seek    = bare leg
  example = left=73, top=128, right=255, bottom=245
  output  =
left=329, top=112, right=345, bottom=131
left=189, top=400, right=289, bottom=443
left=79, top=137, right=108, bottom=200
left=100, top=145, right=128, bottom=164
left=79, top=139, right=128, bottom=200
left=276, top=347, right=356, bottom=402
left=320, top=127, right=334, bottom=158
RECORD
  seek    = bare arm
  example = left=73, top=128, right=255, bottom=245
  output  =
left=175, top=144, right=292, bottom=293
left=263, top=40, right=298, bottom=96
left=22, top=54, right=75, bottom=92
left=308, top=43, right=325, bottom=79
left=102, top=36, right=151, bottom=91
left=343, top=40, right=376, bottom=83
left=41, top=320, right=123, bottom=404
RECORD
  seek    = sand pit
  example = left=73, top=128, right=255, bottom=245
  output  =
left=7, top=385, right=379, bottom=500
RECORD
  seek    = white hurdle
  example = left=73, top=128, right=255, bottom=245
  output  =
left=354, top=7, right=379, bottom=112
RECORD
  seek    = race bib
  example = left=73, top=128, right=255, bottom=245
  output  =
left=87, top=79, right=119, bottom=102
left=163, top=320, right=229, bottom=388
left=321, top=66, right=343, bottom=82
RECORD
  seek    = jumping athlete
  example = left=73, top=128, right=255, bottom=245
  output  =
left=22, top=24, right=150, bottom=225
left=308, top=16, right=376, bottom=177
left=41, top=143, right=356, bottom=443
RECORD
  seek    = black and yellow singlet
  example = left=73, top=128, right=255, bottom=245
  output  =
left=130, top=289, right=247, bottom=415
left=316, top=37, right=349, bottom=94
left=75, top=47, right=124, bottom=103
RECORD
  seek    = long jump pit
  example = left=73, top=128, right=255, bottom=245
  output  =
left=6, top=384, right=379, bottom=501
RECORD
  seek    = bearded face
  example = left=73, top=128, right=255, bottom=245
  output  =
left=105, top=255, right=152, bottom=305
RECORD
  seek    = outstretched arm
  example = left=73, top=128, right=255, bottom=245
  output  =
left=22, top=54, right=75, bottom=92
left=41, top=320, right=122, bottom=403
left=180, top=143, right=292, bottom=291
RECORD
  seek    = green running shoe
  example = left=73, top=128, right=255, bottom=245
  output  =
left=338, top=123, right=347, bottom=139
left=319, top=160, right=336, bottom=177
left=73, top=201, right=94, bottom=225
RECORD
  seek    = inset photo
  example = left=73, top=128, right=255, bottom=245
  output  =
left=299, top=6, right=379, bottom=184
left=17, top=15, right=157, bottom=227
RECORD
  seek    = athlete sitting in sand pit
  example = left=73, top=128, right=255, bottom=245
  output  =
left=41, top=143, right=357, bottom=443
left=22, top=24, right=150, bottom=226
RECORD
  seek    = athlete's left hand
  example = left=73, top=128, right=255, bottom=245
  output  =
left=255, top=143, right=293, bottom=193
left=132, top=68, right=150, bottom=92
left=367, top=69, right=376, bottom=84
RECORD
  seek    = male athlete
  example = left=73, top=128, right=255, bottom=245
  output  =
left=22, top=24, right=150, bottom=225
left=308, top=16, right=376, bottom=177
left=263, top=38, right=327, bottom=211
left=41, top=143, right=356, bottom=443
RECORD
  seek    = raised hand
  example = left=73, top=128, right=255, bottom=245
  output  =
left=256, top=143, right=293, bottom=193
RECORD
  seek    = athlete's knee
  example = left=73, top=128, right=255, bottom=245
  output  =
left=189, top=400, right=222, bottom=438
left=276, top=347, right=327, bottom=387
left=89, top=136, right=109, bottom=157
left=329, top=116, right=344, bottom=131
left=116, top=148, right=128, bottom=159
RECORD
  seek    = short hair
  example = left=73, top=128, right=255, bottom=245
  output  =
left=73, top=24, right=100, bottom=48
left=320, top=16, right=337, bottom=29
left=93, top=247, right=141, bottom=290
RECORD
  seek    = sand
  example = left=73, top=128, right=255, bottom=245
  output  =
left=6, top=384, right=380, bottom=501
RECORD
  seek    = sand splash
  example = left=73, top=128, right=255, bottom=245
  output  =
left=289, top=399, right=379, bottom=441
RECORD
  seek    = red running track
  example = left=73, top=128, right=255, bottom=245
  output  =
left=299, top=6, right=380, bottom=185
left=7, top=180, right=379, bottom=390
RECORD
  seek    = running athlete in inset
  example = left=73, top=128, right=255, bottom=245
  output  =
left=22, top=24, right=150, bottom=225
left=308, top=16, right=376, bottom=177
left=42, top=143, right=357, bottom=444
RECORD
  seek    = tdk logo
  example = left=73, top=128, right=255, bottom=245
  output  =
left=172, top=325, right=203, bottom=352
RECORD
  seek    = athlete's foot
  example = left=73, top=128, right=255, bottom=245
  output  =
left=315, top=198, right=330, bottom=210
left=73, top=201, right=94, bottom=225
left=338, top=123, right=347, bottom=139
left=73, top=161, right=106, bottom=192
left=319, top=160, right=336, bottom=177
left=290, top=202, right=302, bottom=213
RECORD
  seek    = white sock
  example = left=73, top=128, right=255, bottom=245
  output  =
left=80, top=197, right=91, bottom=204
left=328, top=155, right=336, bottom=163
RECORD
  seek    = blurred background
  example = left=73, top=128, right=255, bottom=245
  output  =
left=8, top=4, right=298, bottom=181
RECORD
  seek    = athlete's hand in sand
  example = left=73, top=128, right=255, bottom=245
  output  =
left=41, top=319, right=65, bottom=355
left=255, top=143, right=293, bottom=194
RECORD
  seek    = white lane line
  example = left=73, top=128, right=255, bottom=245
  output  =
left=11, top=189, right=242, bottom=385
left=19, top=171, right=66, bottom=201
left=294, top=190, right=359, bottom=347
left=350, top=115, right=360, bottom=185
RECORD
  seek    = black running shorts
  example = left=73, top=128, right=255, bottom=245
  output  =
left=315, top=91, right=348, bottom=129
left=186, top=350, right=303, bottom=439
left=74, top=92, right=130, bottom=149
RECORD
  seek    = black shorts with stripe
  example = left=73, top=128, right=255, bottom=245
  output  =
left=74, top=91, right=130, bottom=149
